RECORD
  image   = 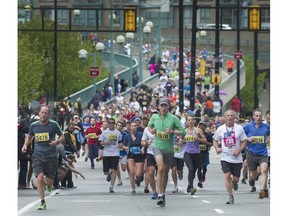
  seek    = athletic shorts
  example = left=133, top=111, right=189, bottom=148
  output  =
left=146, top=153, right=157, bottom=167
left=246, top=150, right=268, bottom=171
left=103, top=156, right=119, bottom=173
left=119, top=155, right=127, bottom=165
left=127, top=152, right=145, bottom=163
left=152, top=147, right=174, bottom=167
left=171, top=157, right=184, bottom=171
left=32, top=154, right=58, bottom=179
left=220, top=160, right=242, bottom=177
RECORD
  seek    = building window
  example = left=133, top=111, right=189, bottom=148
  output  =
left=199, top=8, right=211, bottom=25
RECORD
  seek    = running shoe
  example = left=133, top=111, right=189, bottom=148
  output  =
left=91, top=165, right=95, bottom=169
left=226, top=195, right=234, bottom=204
left=264, top=189, right=269, bottom=198
left=151, top=192, right=158, bottom=199
left=45, top=185, right=52, bottom=192
left=135, top=178, right=141, bottom=187
left=144, top=187, right=150, bottom=193
left=37, top=202, right=46, bottom=210
left=157, top=194, right=166, bottom=207
left=232, top=181, right=238, bottom=191
left=172, top=186, right=178, bottom=193
left=250, top=186, right=256, bottom=192
left=249, top=179, right=255, bottom=187
left=106, top=172, right=112, bottom=182
left=117, top=181, right=122, bottom=186
left=178, top=173, right=183, bottom=180
left=131, top=190, right=136, bottom=195
left=81, top=152, right=85, bottom=157
left=198, top=182, right=203, bottom=188
left=187, top=185, right=192, bottom=193
left=241, top=178, right=247, bottom=184
left=259, top=190, right=268, bottom=199
left=191, top=187, right=197, bottom=195
left=109, top=187, right=114, bottom=193
left=85, top=157, right=88, bottom=162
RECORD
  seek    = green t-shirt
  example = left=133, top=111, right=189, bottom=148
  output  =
left=148, top=113, right=186, bottom=153
left=204, top=76, right=211, bottom=85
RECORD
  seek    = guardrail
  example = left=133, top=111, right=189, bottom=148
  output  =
left=68, top=46, right=247, bottom=112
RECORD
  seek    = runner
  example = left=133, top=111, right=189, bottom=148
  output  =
left=148, top=97, right=186, bottom=207
left=243, top=109, right=270, bottom=199
left=213, top=109, right=247, bottom=204
left=21, top=105, right=65, bottom=210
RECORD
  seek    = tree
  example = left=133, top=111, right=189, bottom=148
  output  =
left=18, top=15, right=109, bottom=105
left=240, top=55, right=267, bottom=116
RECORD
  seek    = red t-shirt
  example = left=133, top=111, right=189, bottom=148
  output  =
left=85, top=126, right=102, bottom=145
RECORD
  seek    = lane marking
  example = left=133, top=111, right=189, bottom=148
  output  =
left=214, top=209, right=225, bottom=214
left=201, top=200, right=210, bottom=203
left=18, top=189, right=60, bottom=215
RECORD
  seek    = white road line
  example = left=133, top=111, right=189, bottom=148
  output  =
left=214, top=209, right=225, bottom=214
left=201, top=200, right=210, bottom=203
left=18, top=189, right=60, bottom=215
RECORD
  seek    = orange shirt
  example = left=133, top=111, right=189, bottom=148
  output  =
left=206, top=100, right=214, bottom=109
left=226, top=60, right=235, bottom=69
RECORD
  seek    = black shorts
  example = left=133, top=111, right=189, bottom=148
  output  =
left=103, top=156, right=119, bottom=173
left=146, top=153, right=156, bottom=167
left=171, top=157, right=184, bottom=171
left=127, top=152, right=145, bottom=163
left=220, top=160, right=242, bottom=177
left=32, top=154, right=58, bottom=179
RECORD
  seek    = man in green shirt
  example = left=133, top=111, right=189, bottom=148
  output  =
left=148, top=97, right=186, bottom=207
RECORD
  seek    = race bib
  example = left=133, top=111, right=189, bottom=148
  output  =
left=108, top=134, right=118, bottom=141
left=186, top=135, right=195, bottom=142
left=252, top=136, right=264, bottom=144
left=223, top=131, right=236, bottom=147
left=130, top=146, right=141, bottom=154
left=35, top=132, right=49, bottom=142
left=199, top=144, right=207, bottom=151
left=89, top=133, right=97, bottom=139
left=173, top=145, right=180, bottom=153
left=156, top=131, right=169, bottom=140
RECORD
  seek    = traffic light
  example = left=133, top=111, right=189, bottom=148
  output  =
left=249, top=5, right=261, bottom=30
left=124, top=8, right=137, bottom=32
left=211, top=74, right=221, bottom=86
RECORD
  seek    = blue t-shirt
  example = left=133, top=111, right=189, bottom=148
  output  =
left=243, top=121, right=270, bottom=156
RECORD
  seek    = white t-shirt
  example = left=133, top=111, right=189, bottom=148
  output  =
left=141, top=127, right=155, bottom=155
left=99, top=129, right=122, bottom=157
left=213, top=123, right=247, bottom=163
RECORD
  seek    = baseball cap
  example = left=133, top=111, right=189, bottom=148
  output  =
left=198, top=121, right=207, bottom=126
left=159, top=97, right=170, bottom=106
left=134, top=118, right=141, bottom=122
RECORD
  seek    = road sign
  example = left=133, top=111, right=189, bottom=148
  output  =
left=234, top=50, right=243, bottom=60
left=90, top=66, right=100, bottom=77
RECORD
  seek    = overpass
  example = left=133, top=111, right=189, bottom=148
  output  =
left=68, top=47, right=247, bottom=113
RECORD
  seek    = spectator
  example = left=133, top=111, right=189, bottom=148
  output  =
left=226, top=59, right=235, bottom=75
left=231, top=97, right=241, bottom=118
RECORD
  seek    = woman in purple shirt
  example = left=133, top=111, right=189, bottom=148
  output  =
left=183, top=115, right=207, bottom=195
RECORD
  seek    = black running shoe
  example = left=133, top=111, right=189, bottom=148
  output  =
left=187, top=185, right=192, bottom=193
left=135, top=178, right=141, bottom=187
left=198, top=182, right=203, bottom=188
left=250, top=186, right=256, bottom=192
left=249, top=179, right=255, bottom=187
left=106, top=172, right=112, bottom=182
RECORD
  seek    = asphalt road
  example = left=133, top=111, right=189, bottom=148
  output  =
left=18, top=150, right=270, bottom=216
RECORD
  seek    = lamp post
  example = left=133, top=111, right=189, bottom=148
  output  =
left=143, top=25, right=151, bottom=63
left=137, top=15, right=144, bottom=83
left=78, top=42, right=105, bottom=96
left=109, top=8, right=116, bottom=95
left=126, top=32, right=134, bottom=87
left=116, top=35, right=125, bottom=54
left=200, top=30, right=209, bottom=51
left=145, top=21, right=154, bottom=60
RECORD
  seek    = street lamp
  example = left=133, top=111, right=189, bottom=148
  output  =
left=143, top=25, right=152, bottom=63
left=126, top=32, right=134, bottom=87
left=137, top=16, right=144, bottom=83
left=200, top=30, right=209, bottom=50
left=116, top=35, right=125, bottom=54
left=78, top=42, right=105, bottom=96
